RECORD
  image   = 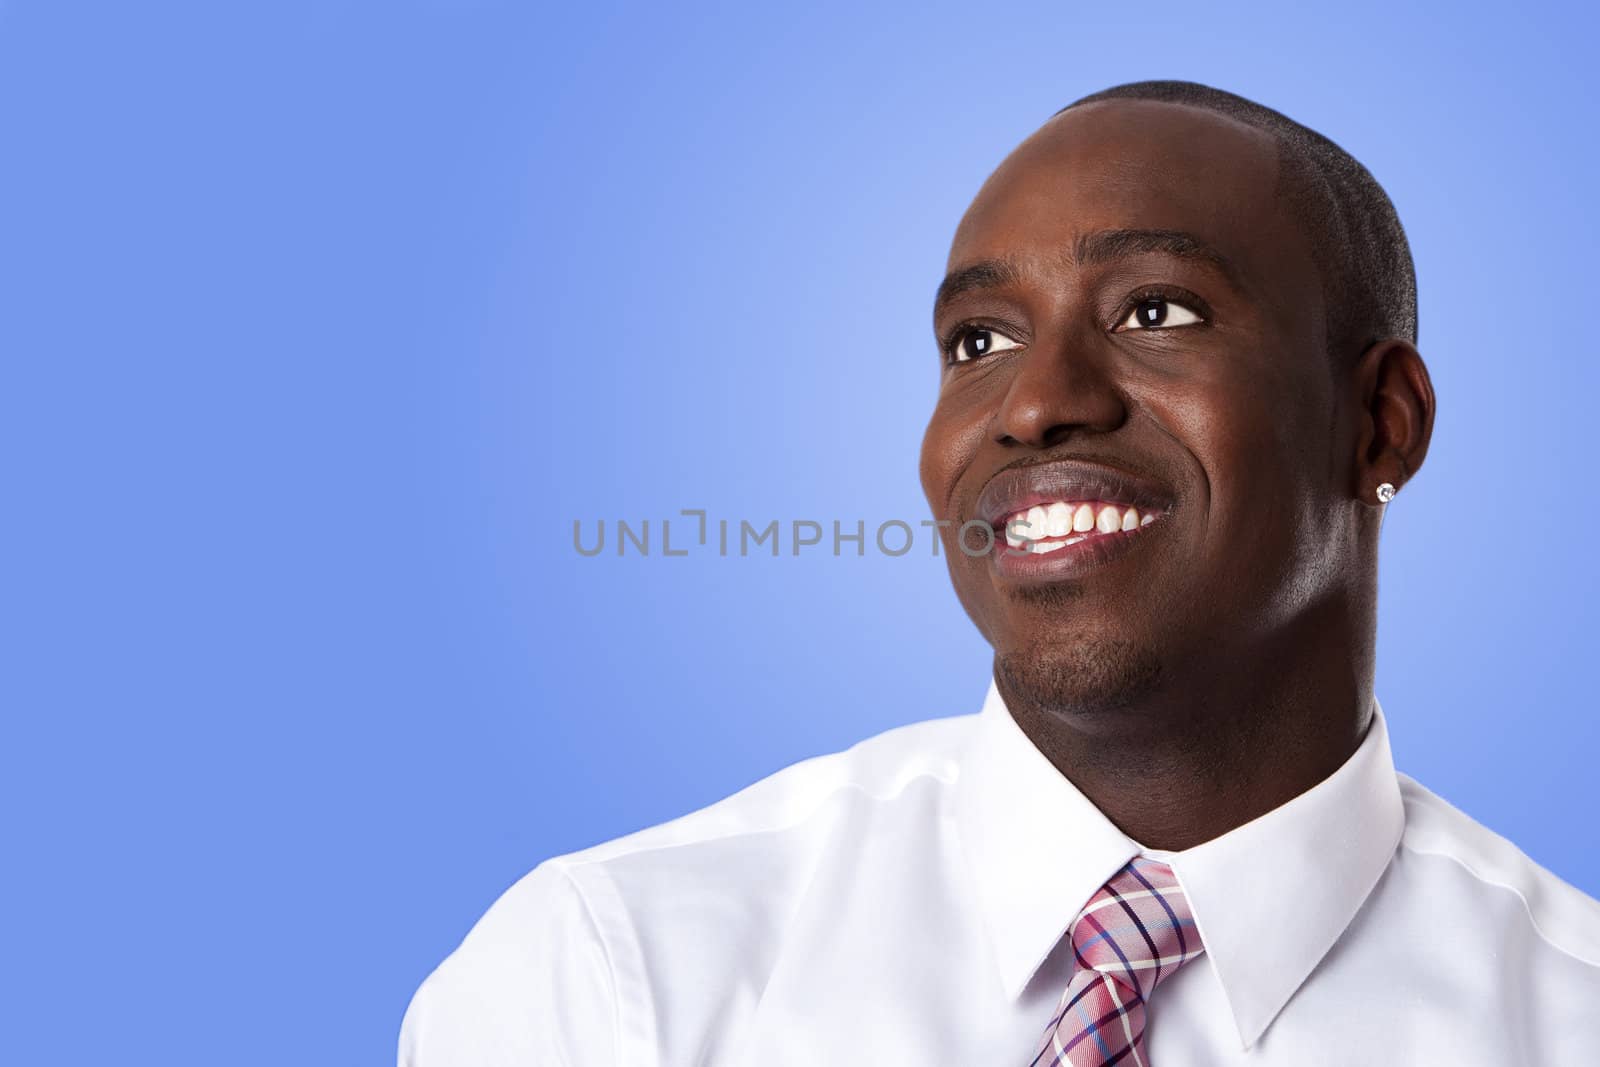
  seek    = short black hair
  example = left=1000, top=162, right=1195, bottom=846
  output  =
left=1057, top=80, right=1417, bottom=364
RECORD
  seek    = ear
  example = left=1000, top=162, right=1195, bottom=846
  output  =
left=1352, top=339, right=1435, bottom=506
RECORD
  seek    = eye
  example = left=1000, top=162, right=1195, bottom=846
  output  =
left=1116, top=297, right=1204, bottom=331
left=946, top=326, right=1024, bottom=364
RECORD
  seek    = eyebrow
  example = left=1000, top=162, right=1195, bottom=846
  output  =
left=933, top=228, right=1243, bottom=314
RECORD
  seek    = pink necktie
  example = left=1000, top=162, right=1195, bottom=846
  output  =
left=1030, top=856, right=1205, bottom=1067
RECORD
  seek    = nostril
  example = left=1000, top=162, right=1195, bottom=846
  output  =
left=990, top=348, right=1130, bottom=448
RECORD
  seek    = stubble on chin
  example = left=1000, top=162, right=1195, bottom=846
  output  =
left=991, top=585, right=1165, bottom=722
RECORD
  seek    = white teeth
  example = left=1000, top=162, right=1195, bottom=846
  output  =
left=1034, top=534, right=1089, bottom=553
left=1002, top=501, right=1161, bottom=551
left=1025, top=505, right=1047, bottom=539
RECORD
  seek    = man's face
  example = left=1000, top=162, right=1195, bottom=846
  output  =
left=920, top=99, right=1348, bottom=721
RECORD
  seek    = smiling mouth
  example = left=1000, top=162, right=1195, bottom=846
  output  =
left=1001, top=500, right=1161, bottom=554
left=971, top=458, right=1176, bottom=578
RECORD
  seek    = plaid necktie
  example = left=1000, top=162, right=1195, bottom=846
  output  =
left=1029, top=856, right=1204, bottom=1067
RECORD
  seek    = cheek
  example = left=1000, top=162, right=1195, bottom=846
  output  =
left=1137, top=361, right=1302, bottom=524
left=1155, top=343, right=1321, bottom=480
left=919, top=393, right=991, bottom=517
left=1165, top=367, right=1336, bottom=613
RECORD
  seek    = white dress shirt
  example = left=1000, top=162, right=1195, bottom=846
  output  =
left=400, top=682, right=1600, bottom=1065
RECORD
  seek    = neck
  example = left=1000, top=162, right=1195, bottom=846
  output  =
left=997, top=590, right=1375, bottom=851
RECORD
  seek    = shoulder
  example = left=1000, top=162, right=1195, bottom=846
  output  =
left=399, top=860, right=616, bottom=1066
left=399, top=709, right=978, bottom=1065
left=1395, top=772, right=1600, bottom=970
left=548, top=710, right=976, bottom=987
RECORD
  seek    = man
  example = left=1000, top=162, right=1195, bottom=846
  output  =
left=400, top=81, right=1600, bottom=1064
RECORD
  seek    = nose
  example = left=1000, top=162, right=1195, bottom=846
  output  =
left=992, top=334, right=1128, bottom=448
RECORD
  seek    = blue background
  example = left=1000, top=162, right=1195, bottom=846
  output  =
left=4, top=1, right=1596, bottom=1063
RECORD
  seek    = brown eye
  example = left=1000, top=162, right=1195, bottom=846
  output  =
left=949, top=326, right=1023, bottom=363
left=1118, top=297, right=1203, bottom=331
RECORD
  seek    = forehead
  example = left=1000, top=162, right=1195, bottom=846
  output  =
left=949, top=99, right=1312, bottom=298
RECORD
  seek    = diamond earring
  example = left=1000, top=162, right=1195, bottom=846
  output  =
left=1375, top=482, right=1396, bottom=503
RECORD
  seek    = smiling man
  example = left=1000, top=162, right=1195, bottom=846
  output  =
left=400, top=81, right=1600, bottom=1065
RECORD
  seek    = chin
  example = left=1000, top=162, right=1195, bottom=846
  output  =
left=993, top=632, right=1165, bottom=723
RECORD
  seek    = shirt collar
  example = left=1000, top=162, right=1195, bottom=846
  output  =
left=953, top=678, right=1404, bottom=1050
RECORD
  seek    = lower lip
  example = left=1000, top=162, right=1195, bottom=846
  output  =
left=987, top=519, right=1161, bottom=581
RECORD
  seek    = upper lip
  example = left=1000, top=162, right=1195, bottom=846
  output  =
left=974, top=458, right=1177, bottom=530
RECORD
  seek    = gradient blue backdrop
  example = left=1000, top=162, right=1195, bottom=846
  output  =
left=4, top=1, right=1597, bottom=1063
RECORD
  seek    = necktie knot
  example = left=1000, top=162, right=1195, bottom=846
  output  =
left=1031, top=857, right=1204, bottom=1067
left=1068, top=856, right=1202, bottom=1002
